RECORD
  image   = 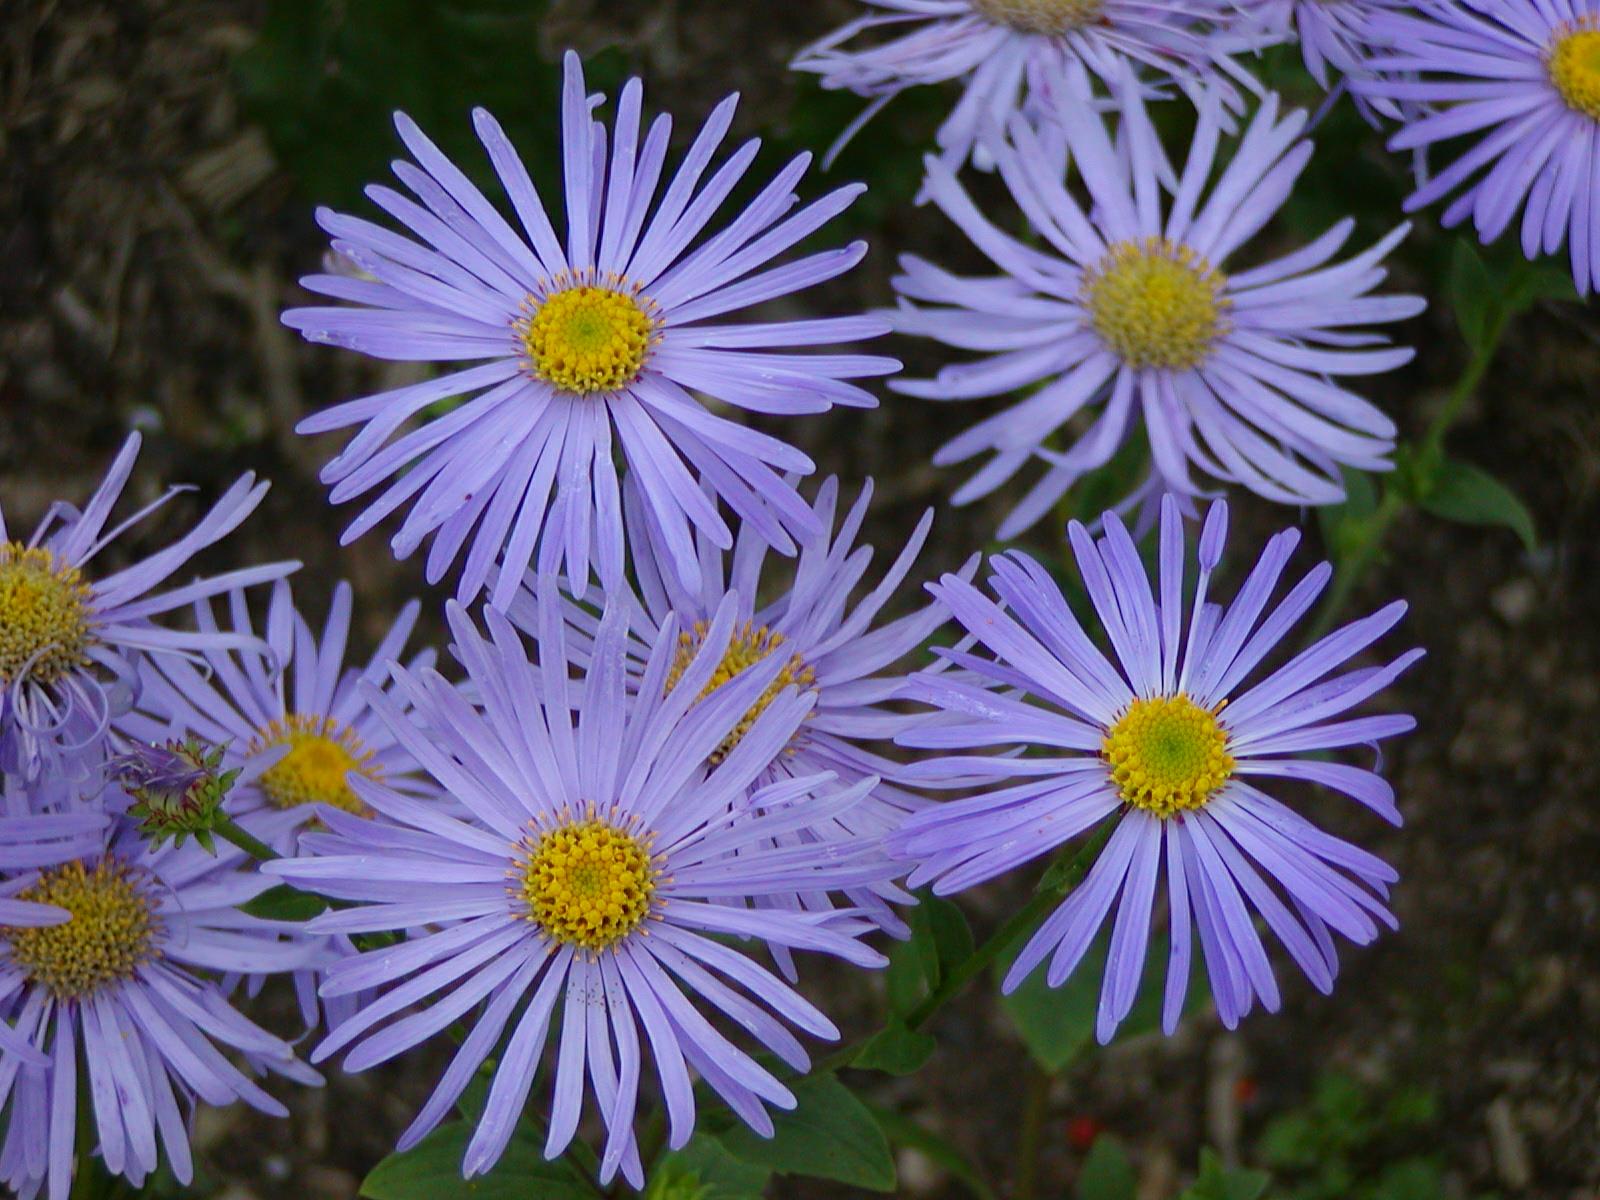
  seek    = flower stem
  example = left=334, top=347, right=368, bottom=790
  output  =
left=1014, top=1065, right=1053, bottom=1200
left=1307, top=309, right=1510, bottom=642
left=212, top=813, right=281, bottom=862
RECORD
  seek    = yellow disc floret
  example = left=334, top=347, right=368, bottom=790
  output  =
left=518, top=284, right=656, bottom=395
left=1103, top=694, right=1234, bottom=818
left=1550, top=27, right=1600, bottom=120
left=972, top=0, right=1106, bottom=34
left=5, top=859, right=159, bottom=998
left=0, top=543, right=94, bottom=687
left=664, top=620, right=817, bottom=764
left=251, top=714, right=380, bottom=816
left=517, top=816, right=658, bottom=951
left=1082, top=237, right=1229, bottom=371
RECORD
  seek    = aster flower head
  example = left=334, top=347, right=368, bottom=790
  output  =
left=124, top=578, right=436, bottom=825
left=792, top=0, right=1280, bottom=178
left=0, top=805, right=317, bottom=1200
left=1238, top=0, right=1412, bottom=122
left=1359, top=0, right=1600, bottom=295
left=110, top=737, right=239, bottom=850
left=265, top=584, right=889, bottom=1188
left=892, top=495, right=1421, bottom=1042
left=0, top=433, right=294, bottom=793
left=891, top=79, right=1425, bottom=535
left=523, top=474, right=972, bottom=942
left=284, top=50, right=898, bottom=608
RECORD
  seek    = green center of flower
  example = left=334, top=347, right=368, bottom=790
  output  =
left=517, top=817, right=658, bottom=950
left=5, top=860, right=160, bottom=998
left=972, top=0, right=1105, bottom=34
left=1082, top=237, right=1229, bottom=371
left=251, top=714, right=380, bottom=815
left=0, top=542, right=94, bottom=686
left=664, top=620, right=817, bottom=764
left=1103, top=694, right=1234, bottom=818
left=517, top=284, right=656, bottom=395
left=1550, top=27, right=1600, bottom=120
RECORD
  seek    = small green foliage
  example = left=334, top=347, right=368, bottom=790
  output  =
left=1317, top=467, right=1382, bottom=567
left=713, top=1073, right=897, bottom=1192
left=649, top=1135, right=770, bottom=1200
left=887, top=891, right=974, bottom=1016
left=997, top=929, right=1204, bottom=1072
left=853, top=1020, right=937, bottom=1075
left=1415, top=459, right=1537, bottom=552
left=1181, top=1148, right=1269, bottom=1200
left=1449, top=239, right=1499, bottom=351
left=360, top=1122, right=592, bottom=1199
left=1076, top=1135, right=1136, bottom=1200
left=238, top=883, right=329, bottom=922
left=1257, top=1072, right=1484, bottom=1200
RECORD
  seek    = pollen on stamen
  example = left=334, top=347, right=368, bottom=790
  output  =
left=516, top=281, right=657, bottom=396
left=1549, top=25, right=1600, bottom=120
left=664, top=620, right=818, bottom=764
left=1102, top=694, right=1234, bottom=819
left=1082, top=236, right=1230, bottom=371
left=514, top=815, right=658, bottom=951
left=249, top=714, right=381, bottom=816
left=972, top=0, right=1107, bottom=35
left=0, top=542, right=94, bottom=687
left=4, top=859, right=160, bottom=999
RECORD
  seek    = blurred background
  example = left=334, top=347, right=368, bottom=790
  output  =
left=2, top=1, right=1598, bottom=1196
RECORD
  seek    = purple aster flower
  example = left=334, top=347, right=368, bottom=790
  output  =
left=265, top=585, right=889, bottom=1188
left=521, top=475, right=973, bottom=946
left=283, top=51, right=897, bottom=608
left=124, top=579, right=437, bottom=824
left=119, top=579, right=439, bottom=1030
left=792, top=0, right=1280, bottom=178
left=891, top=78, right=1424, bottom=536
left=0, top=807, right=316, bottom=1200
left=892, top=496, right=1421, bottom=1041
left=1237, top=0, right=1411, bottom=122
left=1358, top=0, right=1600, bottom=295
left=0, top=433, right=294, bottom=792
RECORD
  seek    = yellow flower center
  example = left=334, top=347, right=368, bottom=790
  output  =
left=0, top=543, right=94, bottom=687
left=664, top=621, right=817, bottom=765
left=1549, top=27, right=1600, bottom=120
left=972, top=0, right=1105, bottom=34
left=517, top=284, right=656, bottom=395
left=1103, top=694, right=1234, bottom=818
left=1082, top=237, right=1229, bottom=371
left=5, top=860, right=159, bottom=998
left=516, top=817, right=658, bottom=951
left=250, top=714, right=380, bottom=816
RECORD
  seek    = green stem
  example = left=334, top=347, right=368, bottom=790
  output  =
left=1306, top=310, right=1510, bottom=642
left=1014, top=1066, right=1052, bottom=1200
left=212, top=813, right=280, bottom=862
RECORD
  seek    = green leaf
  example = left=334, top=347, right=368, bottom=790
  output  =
left=887, top=892, right=974, bottom=1016
left=238, top=883, right=328, bottom=921
left=852, top=1021, right=937, bottom=1075
left=1418, top=459, right=1537, bottom=552
left=650, top=1135, right=770, bottom=1200
left=1448, top=239, right=1497, bottom=350
left=359, top=1123, right=592, bottom=1199
left=868, top=1103, right=997, bottom=1200
left=1076, top=1136, right=1136, bottom=1200
left=1182, top=1148, right=1270, bottom=1200
left=715, top=1073, right=896, bottom=1192
left=1317, top=466, right=1380, bottom=562
left=1504, top=261, right=1579, bottom=311
left=997, top=930, right=1203, bottom=1072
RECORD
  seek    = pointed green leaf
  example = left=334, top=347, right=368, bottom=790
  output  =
left=852, top=1021, right=937, bottom=1075
left=1448, top=239, right=1497, bottom=349
left=238, top=883, right=328, bottom=921
left=359, top=1122, right=591, bottom=1199
left=1076, top=1136, right=1136, bottom=1200
left=715, top=1073, right=896, bottom=1192
left=868, top=1102, right=997, bottom=1200
left=650, top=1135, right=770, bottom=1199
left=1181, top=1148, right=1270, bottom=1200
left=1418, top=459, right=1537, bottom=552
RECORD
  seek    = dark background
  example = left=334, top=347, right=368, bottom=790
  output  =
left=2, top=2, right=1598, bottom=1196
